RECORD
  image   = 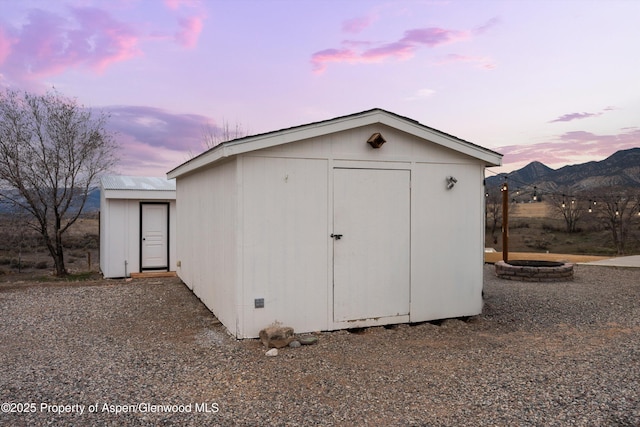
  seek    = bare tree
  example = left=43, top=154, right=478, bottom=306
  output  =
left=590, top=188, right=640, bottom=255
left=549, top=190, right=585, bottom=233
left=202, top=120, right=249, bottom=149
left=185, top=120, right=250, bottom=160
left=485, top=187, right=502, bottom=244
left=0, top=89, right=118, bottom=276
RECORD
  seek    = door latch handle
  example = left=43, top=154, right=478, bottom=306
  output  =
left=330, top=233, right=343, bottom=240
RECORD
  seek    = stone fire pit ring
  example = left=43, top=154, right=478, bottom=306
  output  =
left=495, top=260, right=574, bottom=281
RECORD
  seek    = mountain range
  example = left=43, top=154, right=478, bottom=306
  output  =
left=0, top=187, right=101, bottom=214
left=3, top=148, right=639, bottom=214
left=485, top=147, right=640, bottom=193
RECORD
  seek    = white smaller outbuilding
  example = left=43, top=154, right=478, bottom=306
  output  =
left=99, top=176, right=176, bottom=278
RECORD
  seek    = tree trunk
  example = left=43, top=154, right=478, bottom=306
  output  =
left=54, top=226, right=67, bottom=276
left=45, top=240, right=67, bottom=276
left=44, top=227, right=67, bottom=276
left=610, top=220, right=623, bottom=256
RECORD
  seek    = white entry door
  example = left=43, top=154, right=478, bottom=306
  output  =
left=141, top=203, right=169, bottom=270
left=333, top=168, right=410, bottom=322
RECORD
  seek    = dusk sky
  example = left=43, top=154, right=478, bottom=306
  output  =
left=1, top=0, right=639, bottom=176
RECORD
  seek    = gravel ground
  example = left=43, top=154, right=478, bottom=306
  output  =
left=1, top=265, right=639, bottom=426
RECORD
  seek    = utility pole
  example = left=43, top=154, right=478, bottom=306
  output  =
left=501, top=181, right=509, bottom=263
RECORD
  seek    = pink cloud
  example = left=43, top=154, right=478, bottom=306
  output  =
left=496, top=128, right=640, bottom=169
left=106, top=105, right=215, bottom=152
left=0, top=26, right=15, bottom=64
left=473, top=17, right=500, bottom=35
left=342, top=15, right=376, bottom=34
left=342, top=39, right=376, bottom=50
left=107, top=105, right=230, bottom=175
left=164, top=0, right=206, bottom=48
left=549, top=107, right=617, bottom=123
left=0, top=7, right=140, bottom=81
left=402, top=27, right=469, bottom=47
left=361, top=41, right=415, bottom=61
left=1, top=4, right=207, bottom=85
left=164, top=0, right=203, bottom=11
left=115, top=134, right=186, bottom=177
left=312, top=25, right=475, bottom=73
left=549, top=112, right=602, bottom=123
left=164, top=0, right=184, bottom=10
left=175, top=15, right=203, bottom=48
left=436, top=53, right=496, bottom=70
left=71, top=7, right=141, bottom=71
left=311, top=48, right=359, bottom=73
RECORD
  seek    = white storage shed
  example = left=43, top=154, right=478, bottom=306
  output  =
left=168, top=109, right=502, bottom=338
left=99, top=176, right=176, bottom=278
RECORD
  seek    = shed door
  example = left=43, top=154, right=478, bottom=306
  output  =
left=333, top=168, right=410, bottom=322
left=141, top=203, right=169, bottom=270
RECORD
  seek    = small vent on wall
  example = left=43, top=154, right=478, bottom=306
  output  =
left=367, top=132, right=386, bottom=148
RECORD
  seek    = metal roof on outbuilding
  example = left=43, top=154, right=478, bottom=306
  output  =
left=101, top=176, right=176, bottom=191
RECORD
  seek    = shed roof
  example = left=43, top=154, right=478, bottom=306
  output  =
left=101, top=176, right=176, bottom=191
left=168, top=108, right=503, bottom=179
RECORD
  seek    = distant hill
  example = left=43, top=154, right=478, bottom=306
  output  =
left=0, top=187, right=100, bottom=214
left=486, top=147, right=640, bottom=193
left=85, top=187, right=100, bottom=212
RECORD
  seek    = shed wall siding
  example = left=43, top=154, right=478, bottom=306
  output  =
left=410, top=163, right=485, bottom=321
left=175, top=120, right=494, bottom=338
left=99, top=189, right=108, bottom=275
left=100, top=199, right=138, bottom=277
left=250, top=124, right=479, bottom=165
left=176, top=160, right=238, bottom=332
left=240, top=156, right=329, bottom=338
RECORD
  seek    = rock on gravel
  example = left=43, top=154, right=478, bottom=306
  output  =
left=0, top=266, right=638, bottom=426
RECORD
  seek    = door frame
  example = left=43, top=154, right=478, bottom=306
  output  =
left=139, top=202, right=170, bottom=271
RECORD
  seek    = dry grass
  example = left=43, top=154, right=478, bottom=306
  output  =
left=0, top=213, right=99, bottom=279
left=510, top=201, right=550, bottom=218
left=484, top=251, right=609, bottom=264
left=486, top=201, right=640, bottom=256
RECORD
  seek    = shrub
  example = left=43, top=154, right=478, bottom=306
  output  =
left=527, top=240, right=551, bottom=250
left=83, top=234, right=99, bottom=249
left=10, top=259, right=33, bottom=269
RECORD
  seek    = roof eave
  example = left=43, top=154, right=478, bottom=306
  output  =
left=379, top=115, right=502, bottom=167
left=167, top=109, right=503, bottom=177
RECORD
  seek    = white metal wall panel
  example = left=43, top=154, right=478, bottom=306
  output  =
left=169, top=201, right=177, bottom=273
left=250, top=125, right=479, bottom=165
left=100, top=199, right=132, bottom=277
left=175, top=160, right=238, bottom=333
left=333, top=168, right=410, bottom=322
left=99, top=188, right=109, bottom=275
left=125, top=200, right=141, bottom=275
left=410, top=163, right=485, bottom=321
left=241, top=156, right=328, bottom=338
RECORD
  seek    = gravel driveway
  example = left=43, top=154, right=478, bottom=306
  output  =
left=1, top=265, right=639, bottom=426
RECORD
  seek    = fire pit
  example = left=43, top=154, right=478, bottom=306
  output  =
left=495, top=260, right=574, bottom=281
